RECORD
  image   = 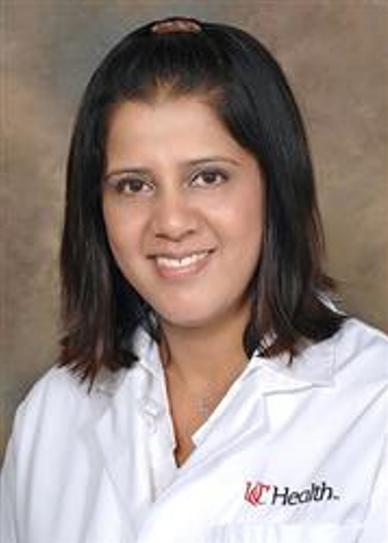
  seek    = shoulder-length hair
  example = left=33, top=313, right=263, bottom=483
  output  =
left=59, top=16, right=345, bottom=385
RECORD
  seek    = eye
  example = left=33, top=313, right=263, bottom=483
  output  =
left=191, top=169, right=229, bottom=188
left=107, top=177, right=153, bottom=195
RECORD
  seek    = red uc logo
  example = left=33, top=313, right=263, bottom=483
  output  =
left=244, top=481, right=272, bottom=506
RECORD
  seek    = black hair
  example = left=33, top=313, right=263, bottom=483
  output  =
left=59, top=16, right=344, bottom=384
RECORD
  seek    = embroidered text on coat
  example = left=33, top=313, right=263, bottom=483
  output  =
left=245, top=480, right=340, bottom=507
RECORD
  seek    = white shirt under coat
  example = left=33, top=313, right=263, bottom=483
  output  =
left=1, top=318, right=387, bottom=543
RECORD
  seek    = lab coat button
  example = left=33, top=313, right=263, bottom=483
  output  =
left=138, top=398, right=164, bottom=431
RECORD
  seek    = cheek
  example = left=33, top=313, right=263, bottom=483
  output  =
left=102, top=203, right=141, bottom=261
left=221, top=189, right=264, bottom=250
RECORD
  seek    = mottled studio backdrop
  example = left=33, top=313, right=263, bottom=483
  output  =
left=0, top=1, right=387, bottom=460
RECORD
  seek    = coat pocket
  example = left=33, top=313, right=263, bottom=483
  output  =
left=205, top=522, right=362, bottom=543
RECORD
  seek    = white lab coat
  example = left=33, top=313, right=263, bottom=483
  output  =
left=1, top=318, right=387, bottom=543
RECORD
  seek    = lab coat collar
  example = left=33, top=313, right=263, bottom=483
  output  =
left=94, top=326, right=336, bottom=404
left=134, top=327, right=164, bottom=380
left=134, top=326, right=336, bottom=386
left=251, top=332, right=336, bottom=393
left=93, top=328, right=162, bottom=398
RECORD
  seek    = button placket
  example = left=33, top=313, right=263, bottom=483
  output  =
left=138, top=394, right=178, bottom=499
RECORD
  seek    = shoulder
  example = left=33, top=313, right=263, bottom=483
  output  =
left=337, top=317, right=388, bottom=350
left=16, top=366, right=89, bottom=423
left=10, top=365, right=121, bottom=457
left=9, top=367, right=85, bottom=449
left=329, top=318, right=388, bottom=412
left=334, top=318, right=388, bottom=376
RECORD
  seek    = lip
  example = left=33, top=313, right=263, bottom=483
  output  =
left=150, top=249, right=215, bottom=279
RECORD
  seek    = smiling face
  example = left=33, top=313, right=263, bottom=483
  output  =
left=102, top=96, right=265, bottom=332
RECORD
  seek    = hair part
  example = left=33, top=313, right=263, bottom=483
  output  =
left=59, top=16, right=345, bottom=385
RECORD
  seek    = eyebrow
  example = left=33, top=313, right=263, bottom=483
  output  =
left=104, top=156, right=241, bottom=180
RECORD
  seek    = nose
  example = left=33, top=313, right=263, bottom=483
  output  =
left=151, top=188, right=199, bottom=241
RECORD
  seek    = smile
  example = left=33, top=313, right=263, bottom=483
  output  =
left=153, top=250, right=213, bottom=278
left=156, top=251, right=209, bottom=269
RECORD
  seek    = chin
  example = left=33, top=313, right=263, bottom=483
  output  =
left=154, top=304, right=214, bottom=329
left=159, top=312, right=212, bottom=330
left=156, top=301, right=243, bottom=332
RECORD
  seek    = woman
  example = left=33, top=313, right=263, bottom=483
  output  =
left=1, top=16, right=387, bottom=543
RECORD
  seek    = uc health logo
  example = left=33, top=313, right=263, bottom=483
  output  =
left=245, top=480, right=340, bottom=507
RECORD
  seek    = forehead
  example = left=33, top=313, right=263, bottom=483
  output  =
left=105, top=96, right=248, bottom=161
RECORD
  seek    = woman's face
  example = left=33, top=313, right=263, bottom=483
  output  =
left=103, top=96, right=264, bottom=331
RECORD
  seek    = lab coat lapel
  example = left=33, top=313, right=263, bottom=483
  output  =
left=93, top=369, right=151, bottom=541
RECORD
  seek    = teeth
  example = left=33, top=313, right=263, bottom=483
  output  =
left=156, top=251, right=209, bottom=269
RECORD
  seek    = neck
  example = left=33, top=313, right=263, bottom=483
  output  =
left=159, top=303, right=250, bottom=388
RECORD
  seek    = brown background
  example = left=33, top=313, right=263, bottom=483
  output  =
left=1, top=1, right=387, bottom=461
